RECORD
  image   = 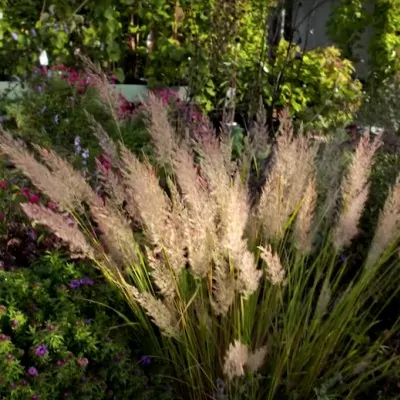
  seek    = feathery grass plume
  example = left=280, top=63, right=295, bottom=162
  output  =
left=87, top=198, right=139, bottom=266
left=21, top=203, right=94, bottom=259
left=85, top=111, right=119, bottom=164
left=35, top=146, right=96, bottom=205
left=257, top=125, right=317, bottom=240
left=258, top=245, right=285, bottom=285
left=294, top=176, right=318, bottom=255
left=315, top=280, right=332, bottom=319
left=79, top=55, right=122, bottom=120
left=0, top=131, right=90, bottom=211
left=211, top=256, right=236, bottom=315
left=334, top=134, right=382, bottom=250
left=222, top=177, right=261, bottom=297
left=200, top=137, right=261, bottom=296
left=366, top=175, right=400, bottom=268
left=247, top=346, right=268, bottom=373
left=223, top=340, right=249, bottom=380
left=144, top=92, right=176, bottom=164
left=120, top=145, right=185, bottom=277
left=129, top=285, right=179, bottom=338
left=172, top=146, right=215, bottom=277
left=147, top=248, right=177, bottom=301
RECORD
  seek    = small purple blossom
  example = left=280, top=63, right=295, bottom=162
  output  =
left=34, top=344, right=48, bottom=357
left=54, top=114, right=60, bottom=124
left=68, top=279, right=81, bottom=289
left=31, top=28, right=37, bottom=37
left=81, top=277, right=94, bottom=286
left=74, top=136, right=81, bottom=147
left=36, top=85, right=43, bottom=92
left=82, top=149, right=90, bottom=159
left=74, top=145, right=82, bottom=155
left=140, top=355, right=151, bottom=365
left=340, top=253, right=347, bottom=263
left=28, top=367, right=38, bottom=377
left=54, top=24, right=59, bottom=31
left=47, top=70, right=52, bottom=78
left=0, top=116, right=4, bottom=124
left=11, top=32, right=18, bottom=41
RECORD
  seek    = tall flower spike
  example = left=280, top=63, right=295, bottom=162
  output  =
left=129, top=286, right=179, bottom=338
left=294, top=176, right=317, bottom=255
left=145, top=92, right=176, bottom=165
left=247, top=346, right=268, bottom=373
left=334, top=134, right=381, bottom=250
left=21, top=203, right=94, bottom=259
left=223, top=340, right=249, bottom=380
left=0, top=131, right=92, bottom=212
left=258, top=245, right=285, bottom=285
left=366, top=175, right=400, bottom=268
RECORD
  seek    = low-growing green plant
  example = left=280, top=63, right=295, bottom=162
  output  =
left=0, top=96, right=400, bottom=400
left=0, top=252, right=176, bottom=400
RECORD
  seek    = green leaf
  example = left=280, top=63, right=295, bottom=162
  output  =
left=114, top=68, right=125, bottom=83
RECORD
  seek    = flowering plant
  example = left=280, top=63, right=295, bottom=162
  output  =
left=0, top=252, right=176, bottom=399
left=2, top=97, right=400, bottom=399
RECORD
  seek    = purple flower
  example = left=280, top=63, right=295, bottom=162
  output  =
left=140, top=355, right=151, bottom=366
left=28, top=367, right=38, bottom=377
left=74, top=136, right=81, bottom=147
left=74, top=145, right=82, bottom=155
left=11, top=32, right=18, bottom=41
left=79, top=277, right=94, bottom=286
left=31, top=28, right=37, bottom=37
left=68, top=279, right=81, bottom=289
left=54, top=114, right=60, bottom=124
left=36, top=85, right=43, bottom=92
left=54, top=24, right=59, bottom=31
left=0, top=116, right=4, bottom=124
left=11, top=320, right=19, bottom=328
left=82, top=149, right=90, bottom=159
left=340, top=253, right=347, bottom=263
left=34, top=344, right=48, bottom=357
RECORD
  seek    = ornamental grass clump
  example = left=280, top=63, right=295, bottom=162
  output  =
left=1, top=96, right=400, bottom=399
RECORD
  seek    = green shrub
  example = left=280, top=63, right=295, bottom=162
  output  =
left=0, top=252, right=176, bottom=400
left=1, top=97, right=400, bottom=399
left=261, top=40, right=363, bottom=131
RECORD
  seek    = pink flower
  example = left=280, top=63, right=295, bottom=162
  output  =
left=77, top=357, right=89, bottom=367
left=47, top=202, right=57, bottom=210
left=28, top=194, right=40, bottom=204
left=21, top=187, right=30, bottom=197
left=0, top=180, right=7, bottom=190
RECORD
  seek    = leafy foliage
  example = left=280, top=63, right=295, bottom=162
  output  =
left=0, top=252, right=176, bottom=400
